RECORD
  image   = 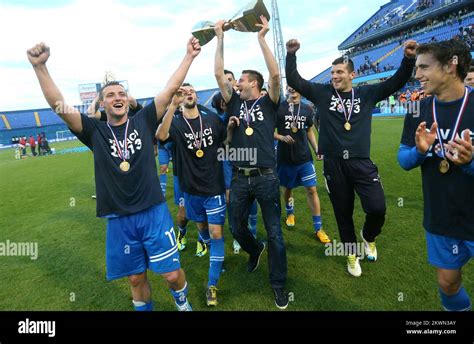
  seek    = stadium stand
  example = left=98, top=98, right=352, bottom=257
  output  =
left=0, top=89, right=220, bottom=146
left=1, top=0, right=473, bottom=147
left=312, top=0, right=473, bottom=85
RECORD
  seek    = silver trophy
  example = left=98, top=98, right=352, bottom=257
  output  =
left=192, top=0, right=271, bottom=46
left=103, top=70, right=116, bottom=85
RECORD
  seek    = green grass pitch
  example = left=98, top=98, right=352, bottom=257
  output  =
left=0, top=117, right=472, bottom=311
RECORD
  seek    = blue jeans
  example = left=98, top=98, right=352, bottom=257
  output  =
left=230, top=170, right=287, bottom=288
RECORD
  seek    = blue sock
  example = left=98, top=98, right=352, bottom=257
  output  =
left=286, top=203, right=294, bottom=216
left=170, top=282, right=189, bottom=306
left=439, top=287, right=471, bottom=311
left=209, top=238, right=225, bottom=287
left=159, top=174, right=167, bottom=197
left=133, top=300, right=153, bottom=311
left=199, top=228, right=211, bottom=245
left=248, top=201, right=258, bottom=238
left=313, top=215, right=322, bottom=232
left=178, top=225, right=187, bottom=236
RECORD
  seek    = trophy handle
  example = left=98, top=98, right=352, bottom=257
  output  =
left=223, top=21, right=233, bottom=32
left=191, top=0, right=271, bottom=45
left=192, top=21, right=217, bottom=46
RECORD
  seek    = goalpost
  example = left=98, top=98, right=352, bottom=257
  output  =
left=55, top=130, right=75, bottom=142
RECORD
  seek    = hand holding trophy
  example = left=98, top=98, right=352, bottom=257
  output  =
left=192, top=0, right=271, bottom=46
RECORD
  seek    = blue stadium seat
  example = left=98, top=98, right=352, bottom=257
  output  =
left=6, top=111, right=37, bottom=129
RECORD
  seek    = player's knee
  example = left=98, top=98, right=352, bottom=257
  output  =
left=164, top=270, right=180, bottom=284
left=160, top=165, right=168, bottom=174
left=438, top=276, right=462, bottom=296
left=209, top=226, right=223, bottom=239
left=306, top=186, right=317, bottom=196
left=368, top=203, right=386, bottom=216
left=128, top=273, right=146, bottom=288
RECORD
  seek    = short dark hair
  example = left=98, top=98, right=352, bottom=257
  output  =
left=182, top=82, right=194, bottom=88
left=469, top=62, right=474, bottom=73
left=211, top=92, right=225, bottom=114
left=416, top=39, right=472, bottom=80
left=99, top=81, right=125, bottom=100
left=242, top=70, right=264, bottom=91
left=332, top=56, right=354, bottom=73
left=224, top=69, right=235, bottom=80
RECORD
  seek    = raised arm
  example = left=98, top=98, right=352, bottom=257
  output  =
left=156, top=89, right=184, bottom=142
left=256, top=15, right=280, bottom=104
left=214, top=20, right=234, bottom=104
left=27, top=42, right=82, bottom=133
left=285, top=39, right=325, bottom=104
left=128, top=94, right=138, bottom=109
left=154, top=37, right=201, bottom=121
left=371, top=40, right=417, bottom=102
left=87, top=94, right=102, bottom=119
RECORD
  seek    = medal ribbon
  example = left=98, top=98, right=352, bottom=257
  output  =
left=243, top=96, right=263, bottom=129
left=183, top=113, right=204, bottom=150
left=107, top=119, right=129, bottom=162
left=432, top=87, right=469, bottom=159
left=334, top=88, right=355, bottom=124
left=289, top=102, right=301, bottom=130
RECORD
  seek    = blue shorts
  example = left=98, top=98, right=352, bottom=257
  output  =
left=278, top=161, right=317, bottom=189
left=173, top=175, right=184, bottom=207
left=223, top=160, right=232, bottom=190
left=105, top=203, right=180, bottom=280
left=184, top=193, right=226, bottom=225
left=158, top=144, right=172, bottom=166
left=426, top=231, right=474, bottom=269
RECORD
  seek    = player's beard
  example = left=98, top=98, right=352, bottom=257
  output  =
left=183, top=101, right=197, bottom=109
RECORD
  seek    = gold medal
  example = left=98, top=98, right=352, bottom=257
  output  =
left=439, top=159, right=450, bottom=174
left=196, top=149, right=204, bottom=158
left=245, top=127, right=254, bottom=136
left=120, top=161, right=130, bottom=172
left=344, top=122, right=352, bottom=131
left=291, top=127, right=298, bottom=133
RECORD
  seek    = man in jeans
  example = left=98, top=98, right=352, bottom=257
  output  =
left=213, top=16, right=288, bottom=309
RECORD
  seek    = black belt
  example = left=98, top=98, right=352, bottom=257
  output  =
left=234, top=167, right=274, bottom=177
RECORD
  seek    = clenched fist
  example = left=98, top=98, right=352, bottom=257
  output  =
left=404, top=40, right=418, bottom=59
left=286, top=39, right=300, bottom=54
left=27, top=42, right=50, bottom=67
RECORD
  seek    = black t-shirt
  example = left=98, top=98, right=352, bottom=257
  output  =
left=400, top=89, right=474, bottom=241
left=286, top=54, right=415, bottom=158
left=313, top=107, right=320, bottom=131
left=276, top=100, right=314, bottom=165
left=167, top=108, right=226, bottom=196
left=71, top=101, right=164, bottom=217
left=227, top=91, right=280, bottom=168
left=99, top=102, right=143, bottom=122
